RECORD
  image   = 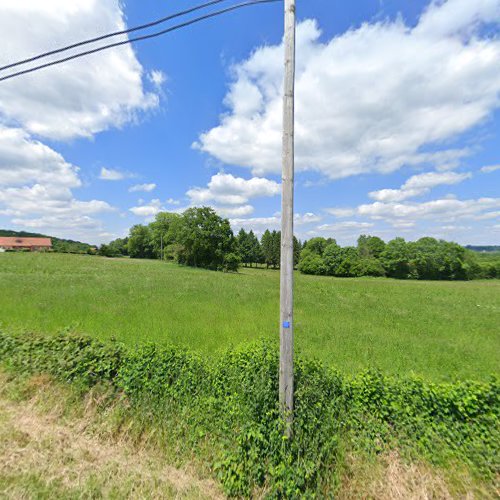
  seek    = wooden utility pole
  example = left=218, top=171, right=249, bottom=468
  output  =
left=279, top=0, right=296, bottom=437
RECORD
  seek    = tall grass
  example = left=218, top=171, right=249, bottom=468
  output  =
left=0, top=252, right=499, bottom=380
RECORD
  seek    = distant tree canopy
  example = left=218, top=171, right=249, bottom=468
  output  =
left=128, top=225, right=155, bottom=259
left=94, top=210, right=497, bottom=279
left=297, top=234, right=488, bottom=280
left=172, top=207, right=236, bottom=270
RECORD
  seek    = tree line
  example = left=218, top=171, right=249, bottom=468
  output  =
left=297, top=235, right=499, bottom=280
left=100, top=207, right=499, bottom=280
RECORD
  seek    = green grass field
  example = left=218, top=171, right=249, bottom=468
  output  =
left=1, top=252, right=499, bottom=380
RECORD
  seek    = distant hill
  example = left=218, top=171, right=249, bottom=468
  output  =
left=0, top=230, right=95, bottom=254
left=465, top=245, right=500, bottom=253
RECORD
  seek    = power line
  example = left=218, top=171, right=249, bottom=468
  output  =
left=0, top=0, right=228, bottom=73
left=0, top=0, right=281, bottom=83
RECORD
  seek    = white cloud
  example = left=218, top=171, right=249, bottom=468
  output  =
left=0, top=126, right=80, bottom=188
left=296, top=213, right=322, bottom=225
left=0, top=183, right=113, bottom=238
left=196, top=0, right=500, bottom=179
left=480, top=164, right=500, bottom=173
left=99, top=167, right=132, bottom=181
left=321, top=194, right=500, bottom=244
left=167, top=198, right=181, bottom=206
left=229, top=212, right=322, bottom=234
left=148, top=70, right=167, bottom=89
left=0, top=0, right=159, bottom=141
left=216, top=205, right=255, bottom=218
left=0, top=127, right=114, bottom=238
left=369, top=171, right=471, bottom=202
left=185, top=172, right=280, bottom=219
left=129, top=183, right=157, bottom=193
left=415, top=0, right=500, bottom=37
left=0, top=1, right=162, bottom=241
left=187, top=173, right=280, bottom=206
left=317, top=221, right=374, bottom=232
left=357, top=197, right=500, bottom=224
left=325, top=208, right=357, bottom=218
left=129, top=199, right=162, bottom=217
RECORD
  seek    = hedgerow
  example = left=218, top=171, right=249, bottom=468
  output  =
left=0, top=331, right=498, bottom=497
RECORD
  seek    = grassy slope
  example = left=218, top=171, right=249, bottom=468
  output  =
left=1, top=252, right=499, bottom=380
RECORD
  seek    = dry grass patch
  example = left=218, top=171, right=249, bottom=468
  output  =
left=337, top=450, right=498, bottom=500
left=0, top=374, right=222, bottom=499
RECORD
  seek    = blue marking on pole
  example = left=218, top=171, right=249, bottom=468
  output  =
left=283, top=321, right=290, bottom=328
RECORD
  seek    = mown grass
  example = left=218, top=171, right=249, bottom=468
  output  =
left=1, top=252, right=499, bottom=380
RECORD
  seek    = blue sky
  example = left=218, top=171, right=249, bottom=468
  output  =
left=0, top=0, right=499, bottom=245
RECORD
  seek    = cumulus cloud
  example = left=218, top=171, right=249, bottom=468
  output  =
left=0, top=127, right=114, bottom=237
left=0, top=126, right=80, bottom=188
left=196, top=0, right=500, bottom=179
left=230, top=212, right=321, bottom=234
left=129, top=183, right=157, bottom=193
left=129, top=199, right=163, bottom=217
left=369, top=171, right=472, bottom=202
left=0, top=183, right=113, bottom=235
left=0, top=0, right=158, bottom=141
left=185, top=172, right=280, bottom=218
left=99, top=167, right=133, bottom=181
left=0, top=1, right=162, bottom=240
left=187, top=173, right=280, bottom=206
left=342, top=197, right=500, bottom=226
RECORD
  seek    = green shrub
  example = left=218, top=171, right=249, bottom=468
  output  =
left=297, top=251, right=327, bottom=275
left=222, top=252, right=241, bottom=272
left=0, top=331, right=498, bottom=497
left=0, top=332, right=123, bottom=386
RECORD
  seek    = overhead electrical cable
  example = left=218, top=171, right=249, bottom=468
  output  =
left=0, top=0, right=228, bottom=73
left=0, top=0, right=282, bottom=83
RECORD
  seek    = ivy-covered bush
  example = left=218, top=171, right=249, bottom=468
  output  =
left=0, top=331, right=498, bottom=497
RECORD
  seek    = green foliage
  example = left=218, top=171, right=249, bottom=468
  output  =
left=236, top=229, right=262, bottom=267
left=173, top=207, right=236, bottom=270
left=98, top=238, right=128, bottom=258
left=297, top=249, right=327, bottom=275
left=323, top=243, right=360, bottom=277
left=127, top=224, right=155, bottom=259
left=357, top=235, right=386, bottom=259
left=354, top=257, right=386, bottom=277
left=293, top=236, right=301, bottom=267
left=303, top=237, right=333, bottom=257
left=473, top=252, right=500, bottom=279
left=299, top=235, right=488, bottom=281
left=0, top=332, right=123, bottom=387
left=223, top=252, right=241, bottom=272
left=260, top=230, right=281, bottom=268
left=1, top=332, right=498, bottom=497
left=379, top=237, right=412, bottom=278
left=149, top=212, right=181, bottom=259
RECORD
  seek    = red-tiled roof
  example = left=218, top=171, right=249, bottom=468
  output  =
left=0, top=237, right=52, bottom=247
